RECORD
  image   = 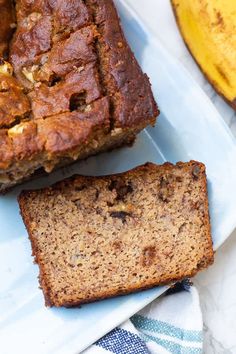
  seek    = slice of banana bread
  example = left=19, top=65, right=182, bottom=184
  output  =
left=18, top=161, right=214, bottom=307
left=0, top=0, right=158, bottom=192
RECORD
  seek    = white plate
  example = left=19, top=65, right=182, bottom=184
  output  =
left=1, top=1, right=236, bottom=353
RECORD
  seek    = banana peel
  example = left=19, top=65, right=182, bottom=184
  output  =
left=171, top=0, right=236, bottom=110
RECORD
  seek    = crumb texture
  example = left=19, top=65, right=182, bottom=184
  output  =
left=0, top=0, right=158, bottom=191
left=19, top=161, right=214, bottom=307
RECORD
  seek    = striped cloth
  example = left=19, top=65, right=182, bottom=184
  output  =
left=84, top=283, right=203, bottom=354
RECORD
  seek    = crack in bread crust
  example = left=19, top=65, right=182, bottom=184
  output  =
left=0, top=0, right=159, bottom=191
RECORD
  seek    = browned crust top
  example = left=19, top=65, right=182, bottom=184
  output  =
left=0, top=0, right=15, bottom=58
left=0, top=0, right=158, bottom=172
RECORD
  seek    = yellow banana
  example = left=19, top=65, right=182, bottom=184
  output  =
left=171, top=0, right=236, bottom=110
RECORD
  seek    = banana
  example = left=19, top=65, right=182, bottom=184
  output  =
left=171, top=0, right=236, bottom=110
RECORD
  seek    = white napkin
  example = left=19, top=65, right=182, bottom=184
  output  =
left=84, top=283, right=203, bottom=354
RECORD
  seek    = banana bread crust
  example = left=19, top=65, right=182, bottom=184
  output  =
left=0, top=0, right=15, bottom=58
left=0, top=0, right=159, bottom=190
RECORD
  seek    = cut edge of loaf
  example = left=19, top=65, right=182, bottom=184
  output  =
left=18, top=161, right=214, bottom=307
left=0, top=123, right=141, bottom=193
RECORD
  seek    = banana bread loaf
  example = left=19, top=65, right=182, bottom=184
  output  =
left=0, top=0, right=158, bottom=192
left=18, top=161, right=214, bottom=307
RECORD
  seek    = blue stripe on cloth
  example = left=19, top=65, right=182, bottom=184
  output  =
left=131, top=315, right=202, bottom=343
left=95, top=327, right=150, bottom=354
left=141, top=332, right=202, bottom=354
